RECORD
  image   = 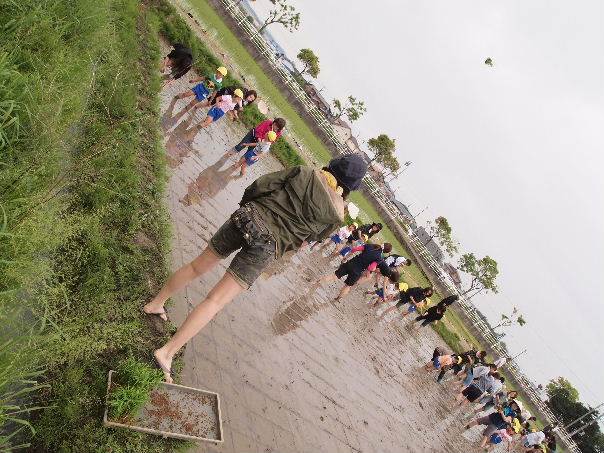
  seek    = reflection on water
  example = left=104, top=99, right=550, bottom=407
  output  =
left=272, top=294, right=330, bottom=336
left=180, top=153, right=236, bottom=206
left=165, top=114, right=197, bottom=168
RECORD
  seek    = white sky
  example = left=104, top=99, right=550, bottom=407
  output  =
left=246, top=0, right=604, bottom=405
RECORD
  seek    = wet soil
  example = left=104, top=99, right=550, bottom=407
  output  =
left=157, top=37, right=481, bottom=452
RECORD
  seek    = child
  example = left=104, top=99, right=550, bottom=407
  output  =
left=483, top=425, right=515, bottom=451
left=184, top=89, right=244, bottom=141
left=367, top=280, right=404, bottom=307
left=174, top=66, right=228, bottom=111
left=143, top=154, right=368, bottom=382
left=204, top=88, right=257, bottom=121
left=230, top=130, right=277, bottom=177
left=316, top=243, right=393, bottom=301
left=339, top=230, right=365, bottom=260
left=228, top=118, right=286, bottom=157
left=161, top=43, right=193, bottom=86
left=377, top=286, right=433, bottom=323
left=413, top=304, right=446, bottom=329
left=322, top=223, right=358, bottom=253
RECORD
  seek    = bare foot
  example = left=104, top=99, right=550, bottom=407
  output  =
left=143, top=303, right=168, bottom=321
left=153, top=349, right=173, bottom=383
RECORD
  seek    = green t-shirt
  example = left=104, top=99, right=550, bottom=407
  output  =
left=205, top=72, right=223, bottom=91
left=241, top=166, right=344, bottom=257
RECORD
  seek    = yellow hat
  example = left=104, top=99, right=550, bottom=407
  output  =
left=217, top=66, right=228, bottom=76
left=266, top=130, right=277, bottom=142
left=398, top=282, right=409, bottom=291
left=233, top=88, right=244, bottom=98
left=352, top=222, right=359, bottom=228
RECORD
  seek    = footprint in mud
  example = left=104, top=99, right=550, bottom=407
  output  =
left=271, top=292, right=330, bottom=335
left=180, top=153, right=238, bottom=205
left=260, top=250, right=297, bottom=279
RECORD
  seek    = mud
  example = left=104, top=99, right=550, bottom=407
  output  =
left=157, top=39, right=485, bottom=452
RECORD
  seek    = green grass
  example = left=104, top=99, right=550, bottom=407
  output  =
left=184, top=0, right=332, bottom=163
left=0, top=0, right=185, bottom=450
left=107, top=359, right=163, bottom=420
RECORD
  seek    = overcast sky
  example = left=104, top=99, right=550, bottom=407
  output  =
left=246, top=0, right=604, bottom=405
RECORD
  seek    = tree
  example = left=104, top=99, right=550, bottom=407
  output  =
left=423, top=216, right=459, bottom=257
left=331, top=96, right=366, bottom=122
left=367, top=134, right=395, bottom=164
left=493, top=307, right=527, bottom=330
left=484, top=57, right=494, bottom=67
left=546, top=378, right=604, bottom=453
left=458, top=253, right=499, bottom=297
left=384, top=153, right=400, bottom=173
left=258, top=0, right=300, bottom=33
left=547, top=377, right=580, bottom=403
left=296, top=48, right=320, bottom=78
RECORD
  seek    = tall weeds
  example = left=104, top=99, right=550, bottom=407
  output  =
left=0, top=0, right=180, bottom=450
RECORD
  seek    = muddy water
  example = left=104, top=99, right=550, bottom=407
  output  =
left=157, top=41, right=486, bottom=453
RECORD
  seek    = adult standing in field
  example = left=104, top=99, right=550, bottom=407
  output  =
left=143, top=154, right=368, bottom=382
left=161, top=43, right=193, bottom=86
left=315, top=242, right=393, bottom=301
left=227, top=117, right=286, bottom=158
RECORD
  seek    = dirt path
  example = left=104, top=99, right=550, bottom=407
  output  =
left=158, top=51, right=490, bottom=452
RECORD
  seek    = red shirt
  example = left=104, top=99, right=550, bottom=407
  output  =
left=254, top=120, right=282, bottom=140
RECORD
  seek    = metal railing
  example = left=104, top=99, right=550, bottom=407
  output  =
left=186, top=1, right=582, bottom=451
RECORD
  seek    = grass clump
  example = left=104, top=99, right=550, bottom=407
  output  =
left=107, top=359, right=163, bottom=420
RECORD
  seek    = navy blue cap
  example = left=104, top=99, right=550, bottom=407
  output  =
left=327, top=154, right=368, bottom=191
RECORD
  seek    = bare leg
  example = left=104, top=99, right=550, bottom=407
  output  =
left=335, top=285, right=351, bottom=301
left=144, top=247, right=221, bottom=316
left=175, top=89, right=196, bottom=100
left=377, top=305, right=399, bottom=321
left=239, top=161, right=248, bottom=177
left=154, top=272, right=245, bottom=382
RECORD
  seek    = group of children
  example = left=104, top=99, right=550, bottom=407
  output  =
left=426, top=347, right=558, bottom=451
left=162, top=45, right=280, bottom=177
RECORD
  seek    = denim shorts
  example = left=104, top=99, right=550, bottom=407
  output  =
left=234, top=128, right=256, bottom=152
left=208, top=204, right=276, bottom=288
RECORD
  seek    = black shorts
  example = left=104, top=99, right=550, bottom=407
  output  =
left=462, top=384, right=483, bottom=402
left=209, top=204, right=275, bottom=289
left=334, top=261, right=362, bottom=286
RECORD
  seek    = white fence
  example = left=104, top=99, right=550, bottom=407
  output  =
left=192, top=1, right=583, bottom=451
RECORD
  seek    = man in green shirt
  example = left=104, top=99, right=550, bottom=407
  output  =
left=144, top=154, right=368, bottom=382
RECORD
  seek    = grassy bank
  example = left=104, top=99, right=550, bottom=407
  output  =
left=0, top=0, right=184, bottom=450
